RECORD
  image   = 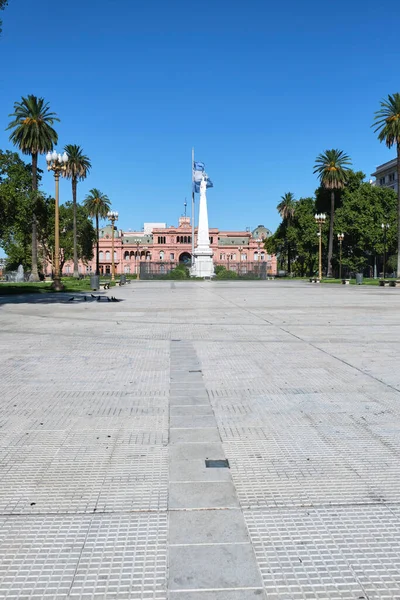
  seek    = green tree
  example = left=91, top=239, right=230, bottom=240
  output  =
left=335, top=183, right=397, bottom=275
left=313, top=149, right=352, bottom=277
left=6, top=95, right=59, bottom=281
left=276, top=192, right=297, bottom=273
left=63, top=145, right=91, bottom=278
left=83, top=189, right=111, bottom=275
left=38, top=200, right=96, bottom=274
left=0, top=150, right=47, bottom=271
left=373, top=93, right=400, bottom=275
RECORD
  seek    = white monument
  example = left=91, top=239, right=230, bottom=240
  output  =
left=191, top=175, right=215, bottom=278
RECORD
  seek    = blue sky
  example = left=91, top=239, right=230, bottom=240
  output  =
left=0, top=0, right=398, bottom=241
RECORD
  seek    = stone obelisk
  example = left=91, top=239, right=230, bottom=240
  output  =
left=191, top=176, right=214, bottom=278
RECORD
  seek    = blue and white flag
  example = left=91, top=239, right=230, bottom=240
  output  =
left=193, top=161, right=205, bottom=172
left=194, top=177, right=213, bottom=193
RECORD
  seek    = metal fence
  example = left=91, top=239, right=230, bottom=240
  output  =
left=139, top=262, right=177, bottom=279
left=138, top=261, right=274, bottom=280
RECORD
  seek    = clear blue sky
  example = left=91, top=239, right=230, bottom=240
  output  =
left=0, top=0, right=398, bottom=239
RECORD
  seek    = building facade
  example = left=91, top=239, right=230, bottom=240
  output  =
left=371, top=159, right=398, bottom=192
left=61, top=216, right=276, bottom=276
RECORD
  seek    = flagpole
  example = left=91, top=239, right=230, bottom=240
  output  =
left=191, top=147, right=195, bottom=265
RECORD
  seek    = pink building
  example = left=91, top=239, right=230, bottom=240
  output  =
left=61, top=216, right=276, bottom=277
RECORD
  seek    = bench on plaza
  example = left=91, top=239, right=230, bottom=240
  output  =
left=379, top=279, right=400, bottom=287
left=100, top=281, right=110, bottom=290
left=341, top=279, right=350, bottom=285
left=309, top=277, right=320, bottom=283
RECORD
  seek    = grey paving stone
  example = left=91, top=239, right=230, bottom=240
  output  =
left=169, top=592, right=266, bottom=600
left=169, top=459, right=232, bottom=482
left=169, top=509, right=250, bottom=544
left=170, top=428, right=221, bottom=444
left=169, top=543, right=263, bottom=590
left=169, top=442, right=226, bottom=461
left=169, top=481, right=239, bottom=509
left=169, top=395, right=211, bottom=406
left=170, top=405, right=214, bottom=416
left=170, top=415, right=217, bottom=428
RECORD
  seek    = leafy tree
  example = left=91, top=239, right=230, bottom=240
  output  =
left=0, top=150, right=47, bottom=271
left=38, top=200, right=96, bottom=274
left=276, top=192, right=297, bottom=273
left=313, top=149, right=352, bottom=277
left=63, top=144, right=91, bottom=278
left=6, top=95, right=59, bottom=280
left=373, top=93, right=400, bottom=275
left=335, top=183, right=397, bottom=275
left=83, top=189, right=111, bottom=275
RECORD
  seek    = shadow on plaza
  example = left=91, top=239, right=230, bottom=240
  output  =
left=0, top=291, right=125, bottom=306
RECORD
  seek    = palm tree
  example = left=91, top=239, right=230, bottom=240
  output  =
left=7, top=95, right=59, bottom=281
left=83, top=189, right=111, bottom=275
left=277, top=192, right=296, bottom=273
left=373, top=93, right=400, bottom=276
left=313, top=149, right=351, bottom=277
left=63, top=145, right=91, bottom=278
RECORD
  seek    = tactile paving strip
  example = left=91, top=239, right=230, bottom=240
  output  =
left=69, top=513, right=168, bottom=599
left=244, top=505, right=400, bottom=599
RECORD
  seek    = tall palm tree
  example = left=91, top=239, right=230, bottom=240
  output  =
left=373, top=93, right=400, bottom=276
left=313, top=149, right=351, bottom=277
left=277, top=192, right=296, bottom=273
left=83, top=189, right=111, bottom=275
left=63, top=145, right=91, bottom=278
left=7, top=95, right=59, bottom=281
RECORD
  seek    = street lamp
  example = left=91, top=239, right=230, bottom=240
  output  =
left=381, top=223, right=390, bottom=279
left=107, top=211, right=118, bottom=281
left=46, top=150, right=68, bottom=291
left=238, top=245, right=243, bottom=273
left=337, top=233, right=344, bottom=279
left=136, top=241, right=140, bottom=280
left=314, top=213, right=326, bottom=280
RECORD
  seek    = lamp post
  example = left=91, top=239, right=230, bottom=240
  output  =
left=381, top=223, right=389, bottom=279
left=136, top=241, right=140, bottom=280
left=107, top=211, right=118, bottom=281
left=238, top=245, right=243, bottom=274
left=337, top=233, right=344, bottom=279
left=314, top=213, right=326, bottom=280
left=46, top=150, right=68, bottom=291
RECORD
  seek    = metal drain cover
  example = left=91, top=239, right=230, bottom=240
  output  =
left=205, top=459, right=230, bottom=468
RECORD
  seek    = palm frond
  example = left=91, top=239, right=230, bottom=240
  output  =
left=313, top=149, right=352, bottom=190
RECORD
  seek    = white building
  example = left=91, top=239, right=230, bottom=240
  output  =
left=371, top=158, right=398, bottom=192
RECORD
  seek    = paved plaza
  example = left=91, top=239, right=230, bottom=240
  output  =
left=1, top=280, right=400, bottom=599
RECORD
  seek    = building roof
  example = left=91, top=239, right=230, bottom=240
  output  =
left=371, top=158, right=397, bottom=177
left=252, top=225, right=272, bottom=240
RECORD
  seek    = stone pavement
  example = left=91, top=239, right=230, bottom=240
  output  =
left=1, top=280, right=400, bottom=599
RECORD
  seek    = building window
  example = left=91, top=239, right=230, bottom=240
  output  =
left=241, top=253, right=247, bottom=261
left=160, top=251, right=164, bottom=261
left=158, top=236, right=166, bottom=244
left=124, top=265, right=130, bottom=273
left=254, top=252, right=258, bottom=261
left=99, top=251, right=104, bottom=261
left=379, top=177, right=385, bottom=185
left=124, top=251, right=129, bottom=260
left=65, top=265, right=70, bottom=274
left=209, top=237, right=213, bottom=244
left=114, top=251, right=117, bottom=261
left=261, top=252, right=265, bottom=261
left=170, top=253, right=174, bottom=260
left=160, top=265, right=165, bottom=274
left=389, top=173, right=395, bottom=182
left=106, top=251, right=110, bottom=261
left=232, top=253, right=236, bottom=260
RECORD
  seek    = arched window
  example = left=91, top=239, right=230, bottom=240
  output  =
left=260, top=252, right=265, bottom=261
left=232, top=253, right=236, bottom=260
left=114, top=251, right=117, bottom=261
left=177, top=236, right=179, bottom=243
left=189, top=236, right=191, bottom=243
left=99, top=251, right=104, bottom=261
left=254, top=252, right=258, bottom=262
left=160, top=251, right=164, bottom=261
left=124, top=251, right=129, bottom=260
left=106, top=251, right=110, bottom=261
left=130, top=251, right=135, bottom=260
left=242, top=253, right=247, bottom=261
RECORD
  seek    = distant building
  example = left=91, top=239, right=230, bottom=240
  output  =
left=371, top=159, right=398, bottom=192
left=56, top=215, right=277, bottom=277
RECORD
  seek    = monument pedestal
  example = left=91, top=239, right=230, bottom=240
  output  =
left=191, top=250, right=214, bottom=278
